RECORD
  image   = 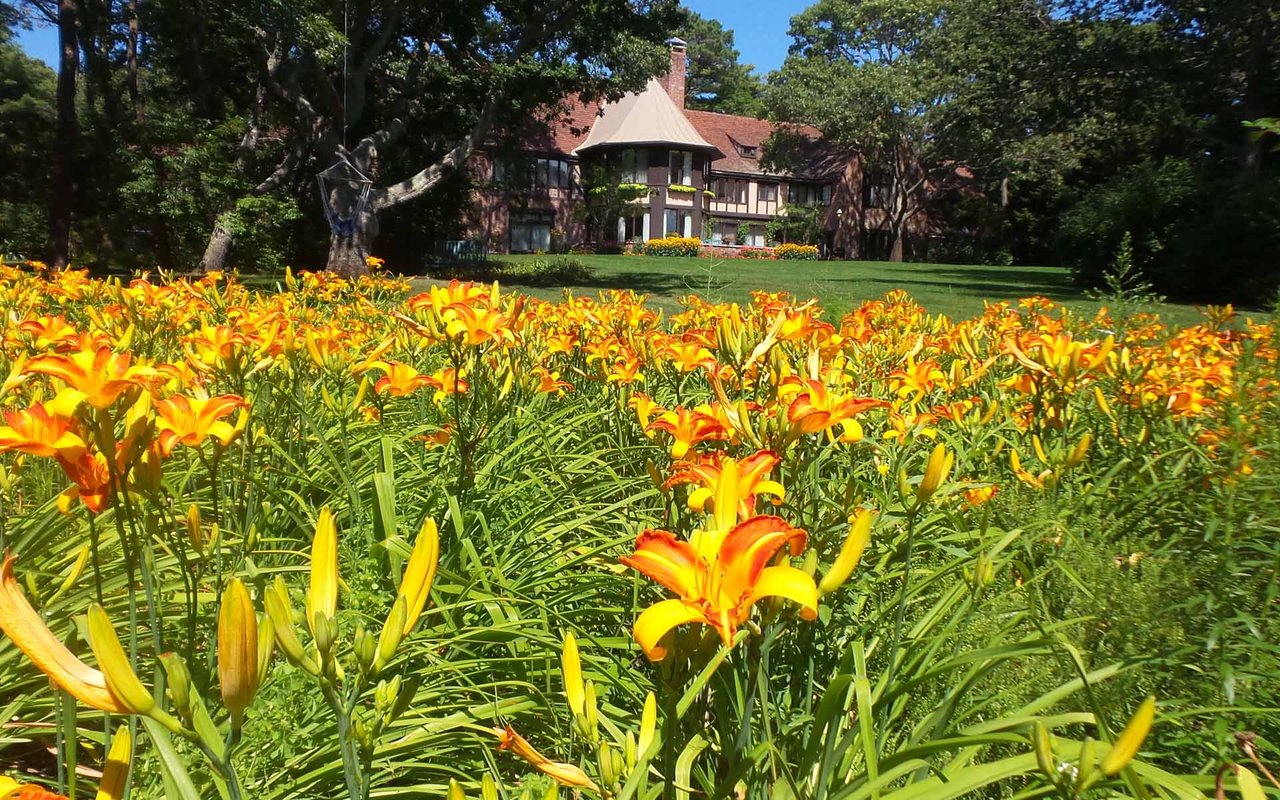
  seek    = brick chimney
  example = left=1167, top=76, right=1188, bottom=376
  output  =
left=662, top=37, right=687, bottom=109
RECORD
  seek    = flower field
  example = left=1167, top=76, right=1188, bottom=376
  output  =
left=0, top=267, right=1276, bottom=799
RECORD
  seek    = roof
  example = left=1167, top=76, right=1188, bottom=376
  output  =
left=685, top=110, right=828, bottom=177
left=514, top=95, right=603, bottom=155
left=573, top=80, right=722, bottom=158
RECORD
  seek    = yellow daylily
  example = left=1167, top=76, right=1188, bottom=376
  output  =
left=397, top=517, right=439, bottom=636
left=819, top=508, right=874, bottom=595
left=562, top=631, right=586, bottom=719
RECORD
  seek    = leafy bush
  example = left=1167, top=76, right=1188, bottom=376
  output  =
left=667, top=184, right=697, bottom=195
left=775, top=242, right=819, bottom=260
left=643, top=236, right=701, bottom=257
left=738, top=247, right=773, bottom=259
left=497, top=256, right=594, bottom=285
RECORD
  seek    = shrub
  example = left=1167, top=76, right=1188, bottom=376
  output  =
left=775, top=242, right=819, bottom=260
left=644, top=236, right=701, bottom=257
left=738, top=247, right=773, bottom=260
left=498, top=257, right=594, bottom=285
left=668, top=184, right=697, bottom=194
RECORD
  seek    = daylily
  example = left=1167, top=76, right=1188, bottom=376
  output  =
left=665, top=450, right=785, bottom=519
left=368, top=361, right=433, bottom=397
left=154, top=393, right=247, bottom=456
left=25, top=347, right=155, bottom=410
left=54, top=451, right=114, bottom=514
left=0, top=554, right=129, bottom=713
left=622, top=459, right=818, bottom=661
left=785, top=380, right=885, bottom=441
left=646, top=407, right=730, bottom=459
left=0, top=397, right=88, bottom=461
left=495, top=725, right=600, bottom=791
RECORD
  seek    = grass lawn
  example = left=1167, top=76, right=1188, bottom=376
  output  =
left=468, top=253, right=1206, bottom=325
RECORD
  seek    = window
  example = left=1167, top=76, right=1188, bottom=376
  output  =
left=737, top=143, right=758, bottom=158
left=494, top=156, right=575, bottom=192
left=510, top=211, right=554, bottom=252
left=617, top=211, right=649, bottom=242
left=714, top=178, right=746, bottom=204
left=787, top=182, right=831, bottom=205
left=620, top=149, right=647, bottom=184
left=866, top=172, right=893, bottom=209
left=758, top=182, right=778, bottom=202
left=669, top=150, right=693, bottom=186
left=664, top=209, right=693, bottom=237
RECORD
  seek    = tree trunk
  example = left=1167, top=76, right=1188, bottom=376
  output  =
left=324, top=207, right=378, bottom=275
left=127, top=0, right=142, bottom=124
left=200, top=220, right=235, bottom=272
left=889, top=228, right=906, bottom=262
left=50, top=0, right=78, bottom=269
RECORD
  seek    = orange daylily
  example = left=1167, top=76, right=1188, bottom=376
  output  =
left=646, top=407, right=730, bottom=459
left=495, top=725, right=600, bottom=791
left=0, top=399, right=88, bottom=461
left=55, top=451, right=114, bottom=513
left=368, top=361, right=433, bottom=397
left=622, top=459, right=817, bottom=660
left=25, top=348, right=155, bottom=409
left=785, top=380, right=886, bottom=441
left=154, top=394, right=247, bottom=456
left=665, top=450, right=785, bottom=519
left=0, top=554, right=129, bottom=713
left=426, top=367, right=469, bottom=404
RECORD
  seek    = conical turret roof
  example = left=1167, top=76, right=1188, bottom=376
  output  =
left=573, top=80, right=723, bottom=158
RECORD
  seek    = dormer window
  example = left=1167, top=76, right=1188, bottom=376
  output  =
left=737, top=143, right=758, bottom=158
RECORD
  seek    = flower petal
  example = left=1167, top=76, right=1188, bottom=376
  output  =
left=747, top=565, right=819, bottom=621
left=0, top=555, right=125, bottom=713
left=620, top=529, right=704, bottom=600
left=633, top=598, right=706, bottom=662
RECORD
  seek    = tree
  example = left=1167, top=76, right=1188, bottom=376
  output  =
left=769, top=0, right=960, bottom=261
left=187, top=0, right=678, bottom=274
left=0, top=37, right=55, bottom=256
left=677, top=10, right=764, bottom=116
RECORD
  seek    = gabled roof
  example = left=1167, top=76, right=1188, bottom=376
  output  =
left=684, top=110, right=828, bottom=177
left=573, top=80, right=723, bottom=158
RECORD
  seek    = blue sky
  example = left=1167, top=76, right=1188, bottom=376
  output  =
left=14, top=1, right=803, bottom=75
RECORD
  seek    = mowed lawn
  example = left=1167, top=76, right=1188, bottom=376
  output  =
left=479, top=253, right=1206, bottom=324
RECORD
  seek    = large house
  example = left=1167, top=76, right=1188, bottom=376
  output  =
left=467, top=39, right=932, bottom=258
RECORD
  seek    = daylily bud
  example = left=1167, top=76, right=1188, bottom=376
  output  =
left=218, top=578, right=259, bottom=728
left=637, top=691, right=657, bottom=761
left=264, top=576, right=318, bottom=674
left=255, top=614, right=275, bottom=688
left=354, top=625, right=377, bottom=675
left=87, top=604, right=155, bottom=716
left=481, top=774, right=499, bottom=800
left=896, top=467, right=910, bottom=501
left=1066, top=433, right=1091, bottom=468
left=599, top=741, right=620, bottom=787
left=646, top=459, right=665, bottom=492
left=306, top=506, right=338, bottom=640
left=801, top=548, right=818, bottom=578
left=819, top=508, right=874, bottom=595
left=1075, top=736, right=1098, bottom=793
left=97, top=725, right=132, bottom=800
left=562, top=631, right=586, bottom=720
left=375, top=596, right=408, bottom=671
left=584, top=679, right=600, bottom=742
left=624, top=731, right=637, bottom=772
left=447, top=779, right=466, bottom=800
left=398, top=517, right=439, bottom=636
left=917, top=443, right=953, bottom=503
left=159, top=652, right=193, bottom=719
left=1101, top=696, right=1155, bottom=775
left=185, top=504, right=203, bottom=554
left=1032, top=721, right=1056, bottom=778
